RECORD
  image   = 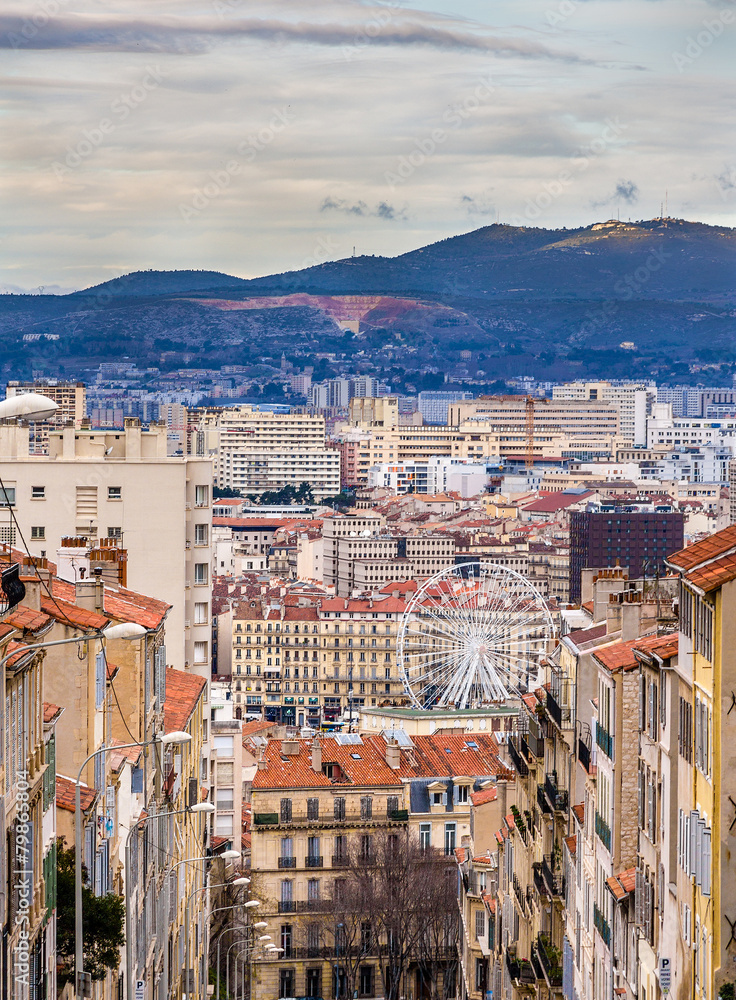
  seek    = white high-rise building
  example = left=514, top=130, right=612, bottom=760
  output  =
left=552, top=380, right=656, bottom=445
left=208, top=405, right=341, bottom=499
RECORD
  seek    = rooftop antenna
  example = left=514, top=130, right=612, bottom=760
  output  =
left=352, top=246, right=356, bottom=257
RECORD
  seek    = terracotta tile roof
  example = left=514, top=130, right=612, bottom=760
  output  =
left=40, top=595, right=108, bottom=630
left=632, top=632, right=679, bottom=662
left=471, top=786, right=498, bottom=806
left=106, top=661, right=119, bottom=680
left=109, top=738, right=143, bottom=764
left=572, top=803, right=584, bottom=825
left=409, top=735, right=513, bottom=781
left=520, top=491, right=594, bottom=513
left=319, top=596, right=407, bottom=614
left=564, top=834, right=577, bottom=857
left=163, top=668, right=207, bottom=733
left=252, top=735, right=405, bottom=790
left=52, top=578, right=170, bottom=629
left=378, top=581, right=418, bottom=594
left=284, top=607, right=319, bottom=621
left=454, top=847, right=467, bottom=863
left=666, top=524, right=736, bottom=572
left=565, top=623, right=608, bottom=647
left=685, top=551, right=736, bottom=593
left=504, top=812, right=515, bottom=830
left=43, top=702, right=63, bottom=724
left=593, top=638, right=640, bottom=673
left=3, top=604, right=54, bottom=633
left=582, top=600, right=595, bottom=616
left=241, top=719, right=279, bottom=739
left=56, top=774, right=96, bottom=813
left=606, top=866, right=637, bottom=901
left=2, top=638, right=35, bottom=668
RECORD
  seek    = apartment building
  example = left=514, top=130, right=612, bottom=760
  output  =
left=552, top=381, right=655, bottom=446
left=208, top=405, right=341, bottom=499
left=0, top=419, right=213, bottom=673
left=229, top=594, right=410, bottom=726
left=249, top=731, right=509, bottom=1000
left=646, top=403, right=736, bottom=451
left=417, top=390, right=473, bottom=426
left=6, top=379, right=86, bottom=453
left=367, top=457, right=489, bottom=497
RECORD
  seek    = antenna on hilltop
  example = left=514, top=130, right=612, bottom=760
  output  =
left=665, top=189, right=668, bottom=217
left=352, top=246, right=356, bottom=257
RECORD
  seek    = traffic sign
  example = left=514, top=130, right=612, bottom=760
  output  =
left=659, top=958, right=672, bottom=995
left=135, top=980, right=145, bottom=1000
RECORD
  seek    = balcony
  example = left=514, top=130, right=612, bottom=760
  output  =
left=254, top=812, right=279, bottom=826
left=536, top=784, right=552, bottom=815
left=532, top=862, right=547, bottom=897
left=512, top=874, right=527, bottom=914
left=507, top=738, right=529, bottom=778
left=577, top=738, right=592, bottom=773
left=305, top=856, right=324, bottom=868
left=545, top=688, right=564, bottom=729
left=541, top=855, right=565, bottom=899
left=595, top=811, right=612, bottom=851
left=506, top=951, right=536, bottom=986
left=521, top=730, right=545, bottom=760
left=332, top=855, right=350, bottom=868
left=544, top=772, right=569, bottom=814
left=387, top=809, right=408, bottom=822
left=594, top=903, right=611, bottom=947
left=278, top=857, right=296, bottom=869
left=278, top=900, right=296, bottom=913
left=595, top=721, right=614, bottom=760
left=535, top=934, right=562, bottom=988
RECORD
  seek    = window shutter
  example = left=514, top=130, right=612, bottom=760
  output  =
left=689, top=810, right=699, bottom=878
left=651, top=684, right=658, bottom=740
left=702, top=828, right=711, bottom=897
left=696, top=819, right=706, bottom=886
left=660, top=673, right=667, bottom=727
left=635, top=869, right=644, bottom=926
left=639, top=676, right=646, bottom=731
left=95, top=651, right=105, bottom=709
left=155, top=646, right=166, bottom=709
left=638, top=770, right=645, bottom=829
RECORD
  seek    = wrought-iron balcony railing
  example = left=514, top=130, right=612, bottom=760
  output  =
left=544, top=772, right=569, bottom=814
left=577, top=738, right=592, bottom=773
left=595, top=811, right=612, bottom=851
left=594, top=903, right=611, bottom=947
left=541, top=855, right=565, bottom=899
left=535, top=934, right=563, bottom=987
left=532, top=862, right=547, bottom=897
left=305, top=856, right=324, bottom=868
left=278, top=857, right=296, bottom=869
left=595, top=721, right=614, bottom=760
left=537, top=784, right=552, bottom=815
left=507, top=738, right=529, bottom=778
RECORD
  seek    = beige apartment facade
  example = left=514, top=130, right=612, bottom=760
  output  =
left=0, top=419, right=213, bottom=674
left=6, top=379, right=86, bottom=454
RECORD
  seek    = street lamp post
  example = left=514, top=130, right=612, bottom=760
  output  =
left=124, top=802, right=214, bottom=1000
left=181, top=850, right=241, bottom=999
left=215, top=924, right=259, bottom=1000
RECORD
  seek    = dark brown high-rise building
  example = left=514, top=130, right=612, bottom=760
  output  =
left=569, top=509, right=684, bottom=604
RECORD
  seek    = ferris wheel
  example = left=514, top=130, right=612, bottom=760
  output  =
left=397, top=562, right=555, bottom=710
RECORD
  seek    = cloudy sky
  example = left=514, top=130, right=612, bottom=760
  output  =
left=2, top=0, right=735, bottom=290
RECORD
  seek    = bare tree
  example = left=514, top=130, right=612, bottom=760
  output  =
left=322, top=829, right=457, bottom=1000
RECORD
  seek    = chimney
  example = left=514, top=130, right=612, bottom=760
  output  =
left=311, top=737, right=322, bottom=773
left=497, top=778, right=508, bottom=817
left=621, top=599, right=643, bottom=642
left=385, top=738, right=400, bottom=770
left=282, top=739, right=300, bottom=756
left=257, top=749, right=267, bottom=771
left=75, top=567, right=105, bottom=612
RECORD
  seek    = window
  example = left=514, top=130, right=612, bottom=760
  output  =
left=433, top=791, right=443, bottom=806
left=194, top=641, right=208, bottom=664
left=30, top=526, right=45, bottom=540
left=307, top=797, right=319, bottom=821
left=307, top=878, right=320, bottom=901
left=218, top=761, right=234, bottom=783
left=475, top=909, right=485, bottom=940
left=195, top=484, right=209, bottom=507
left=279, top=969, right=294, bottom=999
left=457, top=784, right=469, bottom=804
left=213, top=735, right=234, bottom=754
left=0, top=486, right=16, bottom=506
left=194, top=563, right=208, bottom=585
left=194, top=602, right=208, bottom=625
left=280, top=798, right=292, bottom=823
left=360, top=796, right=373, bottom=820
left=107, top=527, right=122, bottom=539
left=359, top=966, right=374, bottom=997
left=334, top=835, right=347, bottom=861
left=361, top=921, right=373, bottom=954
left=444, top=822, right=456, bottom=855
left=107, top=486, right=121, bottom=500
left=194, top=523, right=208, bottom=546
left=306, top=968, right=322, bottom=997
left=419, top=823, right=431, bottom=851
left=334, top=797, right=346, bottom=821
left=360, top=834, right=373, bottom=861
left=387, top=795, right=398, bottom=817
left=216, top=788, right=234, bottom=811
left=280, top=923, right=293, bottom=958
left=31, top=486, right=45, bottom=499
